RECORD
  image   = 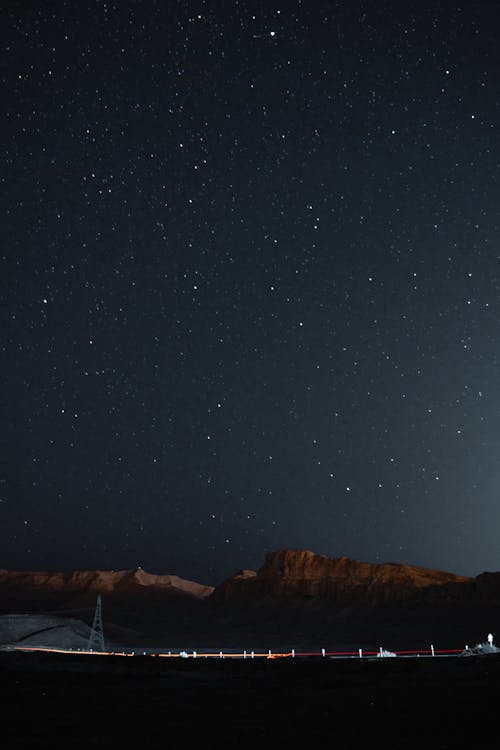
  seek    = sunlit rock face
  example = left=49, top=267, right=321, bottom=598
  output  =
left=211, top=549, right=473, bottom=606
left=2, top=551, right=500, bottom=626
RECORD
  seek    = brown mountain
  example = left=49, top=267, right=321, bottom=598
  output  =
left=2, top=550, right=500, bottom=648
left=3, top=551, right=500, bottom=613
left=210, top=549, right=477, bottom=606
left=207, top=550, right=500, bottom=648
left=0, top=567, right=214, bottom=615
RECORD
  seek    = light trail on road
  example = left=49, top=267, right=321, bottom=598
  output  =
left=5, top=645, right=467, bottom=659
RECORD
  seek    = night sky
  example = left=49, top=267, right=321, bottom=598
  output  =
left=2, top=1, right=500, bottom=584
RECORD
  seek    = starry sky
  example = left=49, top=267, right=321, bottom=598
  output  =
left=2, top=0, right=500, bottom=584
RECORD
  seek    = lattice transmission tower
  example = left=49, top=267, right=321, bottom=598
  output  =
left=87, top=594, right=105, bottom=652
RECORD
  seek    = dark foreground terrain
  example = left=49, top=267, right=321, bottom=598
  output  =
left=1, top=650, right=499, bottom=749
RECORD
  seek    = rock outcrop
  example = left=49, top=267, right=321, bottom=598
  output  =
left=211, top=549, right=475, bottom=606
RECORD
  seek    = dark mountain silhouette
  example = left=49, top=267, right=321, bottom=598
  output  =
left=0, top=566, right=213, bottom=611
left=2, top=550, right=500, bottom=648
left=211, top=549, right=473, bottom=605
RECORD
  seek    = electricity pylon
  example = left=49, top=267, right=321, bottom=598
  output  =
left=87, top=594, right=105, bottom=652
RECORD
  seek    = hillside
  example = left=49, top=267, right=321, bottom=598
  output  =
left=2, top=551, right=500, bottom=648
left=210, top=549, right=474, bottom=605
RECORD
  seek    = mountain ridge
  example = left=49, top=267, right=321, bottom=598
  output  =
left=210, top=549, right=478, bottom=606
left=2, top=549, right=500, bottom=612
left=2, top=550, right=500, bottom=647
left=0, top=567, right=214, bottom=615
left=0, top=567, right=213, bottom=596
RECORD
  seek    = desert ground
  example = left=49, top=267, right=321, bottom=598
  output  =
left=2, top=649, right=499, bottom=749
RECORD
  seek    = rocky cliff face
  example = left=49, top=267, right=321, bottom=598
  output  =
left=211, top=549, right=476, bottom=606
left=3, top=551, right=500, bottom=621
